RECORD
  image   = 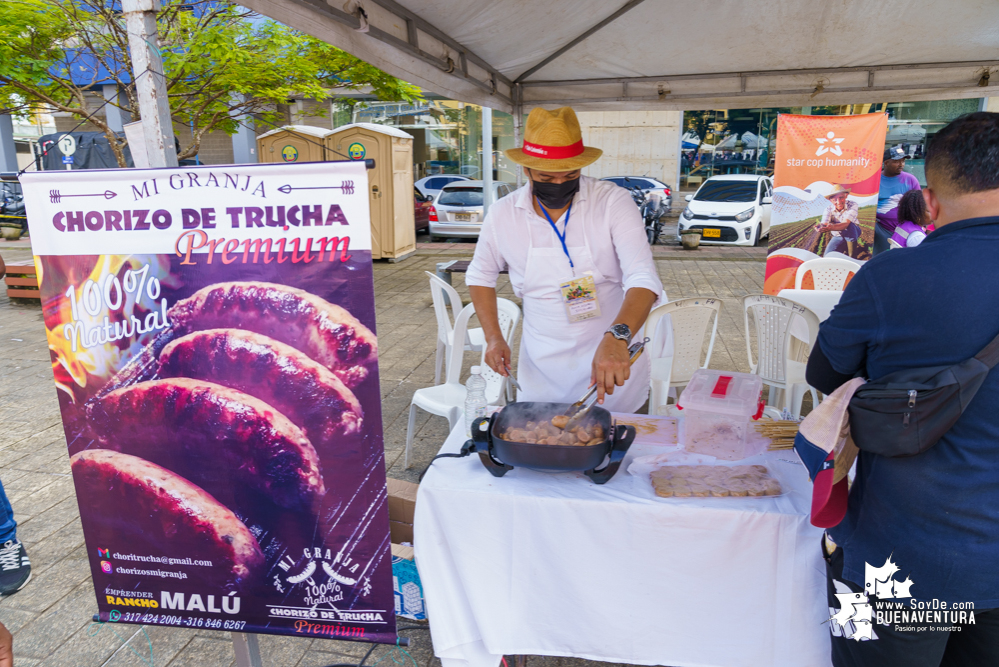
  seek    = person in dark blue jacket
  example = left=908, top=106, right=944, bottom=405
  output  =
left=807, top=112, right=999, bottom=667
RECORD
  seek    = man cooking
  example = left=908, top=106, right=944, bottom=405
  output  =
left=466, top=107, right=662, bottom=413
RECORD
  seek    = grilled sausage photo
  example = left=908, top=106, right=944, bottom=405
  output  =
left=168, top=282, right=377, bottom=388
left=158, top=329, right=364, bottom=451
left=87, top=378, right=326, bottom=511
left=71, top=449, right=264, bottom=581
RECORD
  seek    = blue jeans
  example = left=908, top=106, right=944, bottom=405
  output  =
left=0, top=478, right=17, bottom=543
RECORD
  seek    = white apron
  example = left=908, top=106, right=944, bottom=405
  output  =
left=516, top=209, right=651, bottom=413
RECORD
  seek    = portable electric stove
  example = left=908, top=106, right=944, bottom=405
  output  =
left=464, top=401, right=637, bottom=484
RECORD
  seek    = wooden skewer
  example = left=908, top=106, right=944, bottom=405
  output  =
left=754, top=420, right=801, bottom=450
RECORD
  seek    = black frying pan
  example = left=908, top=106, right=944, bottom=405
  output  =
left=469, top=402, right=636, bottom=483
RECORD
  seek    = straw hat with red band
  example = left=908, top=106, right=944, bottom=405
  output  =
left=505, top=107, right=603, bottom=171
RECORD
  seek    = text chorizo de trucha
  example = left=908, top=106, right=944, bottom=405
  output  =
left=86, top=378, right=325, bottom=511
left=168, top=282, right=377, bottom=389
left=70, top=449, right=265, bottom=581
left=158, top=329, right=364, bottom=450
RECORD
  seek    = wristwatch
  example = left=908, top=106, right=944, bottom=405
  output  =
left=605, top=323, right=632, bottom=343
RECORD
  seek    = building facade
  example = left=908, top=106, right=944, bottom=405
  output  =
left=37, top=93, right=998, bottom=193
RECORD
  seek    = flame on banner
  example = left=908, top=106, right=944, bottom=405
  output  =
left=44, top=254, right=177, bottom=403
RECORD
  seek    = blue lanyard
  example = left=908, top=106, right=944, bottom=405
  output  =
left=537, top=196, right=574, bottom=269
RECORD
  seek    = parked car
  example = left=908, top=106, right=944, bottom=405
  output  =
left=601, top=176, right=673, bottom=211
left=429, top=181, right=515, bottom=240
left=678, top=174, right=772, bottom=246
left=415, top=175, right=471, bottom=202
left=414, top=187, right=433, bottom=233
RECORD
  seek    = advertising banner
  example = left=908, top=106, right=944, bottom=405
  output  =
left=21, top=161, right=398, bottom=643
left=765, top=113, right=888, bottom=294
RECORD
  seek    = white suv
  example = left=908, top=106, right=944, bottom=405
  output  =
left=678, top=175, right=772, bottom=246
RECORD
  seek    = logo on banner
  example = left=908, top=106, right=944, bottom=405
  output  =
left=101, top=561, right=113, bottom=574
left=281, top=145, right=299, bottom=162
left=347, top=143, right=366, bottom=160
left=98, top=548, right=110, bottom=558
left=815, top=131, right=845, bottom=157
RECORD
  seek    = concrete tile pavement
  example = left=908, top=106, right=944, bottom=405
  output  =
left=0, top=241, right=765, bottom=665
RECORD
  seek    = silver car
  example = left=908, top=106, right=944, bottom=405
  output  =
left=429, top=181, right=515, bottom=240
left=415, top=175, right=470, bottom=202
left=601, top=176, right=673, bottom=211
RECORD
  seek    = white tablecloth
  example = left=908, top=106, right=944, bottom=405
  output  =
left=414, top=422, right=830, bottom=667
left=777, top=289, right=844, bottom=322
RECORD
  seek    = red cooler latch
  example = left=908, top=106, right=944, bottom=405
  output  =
left=711, top=375, right=733, bottom=398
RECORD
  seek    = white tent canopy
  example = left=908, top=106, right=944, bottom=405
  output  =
left=242, top=0, right=998, bottom=118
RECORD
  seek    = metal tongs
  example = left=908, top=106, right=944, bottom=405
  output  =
left=563, top=337, right=649, bottom=431
left=504, top=364, right=524, bottom=394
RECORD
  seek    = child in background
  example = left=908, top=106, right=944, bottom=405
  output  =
left=889, top=189, right=934, bottom=248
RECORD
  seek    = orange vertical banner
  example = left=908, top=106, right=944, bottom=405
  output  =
left=765, top=113, right=888, bottom=294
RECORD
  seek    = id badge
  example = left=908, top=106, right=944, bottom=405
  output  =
left=560, top=272, right=601, bottom=323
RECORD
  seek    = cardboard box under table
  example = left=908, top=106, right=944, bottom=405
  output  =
left=387, top=479, right=425, bottom=621
left=415, top=419, right=830, bottom=667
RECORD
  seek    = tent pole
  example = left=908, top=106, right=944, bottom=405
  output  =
left=121, top=0, right=178, bottom=168
left=0, top=115, right=17, bottom=172
left=514, top=84, right=523, bottom=188
left=483, top=106, right=493, bottom=216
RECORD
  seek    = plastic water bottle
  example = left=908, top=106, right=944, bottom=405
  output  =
left=464, top=366, right=488, bottom=436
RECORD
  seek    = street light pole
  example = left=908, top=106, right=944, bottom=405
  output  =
left=121, top=0, right=177, bottom=168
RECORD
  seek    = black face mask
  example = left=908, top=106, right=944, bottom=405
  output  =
left=532, top=177, right=580, bottom=210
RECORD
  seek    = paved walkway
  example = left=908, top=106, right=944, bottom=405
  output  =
left=0, top=240, right=764, bottom=666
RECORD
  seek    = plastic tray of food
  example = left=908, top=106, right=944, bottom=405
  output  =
left=627, top=452, right=788, bottom=499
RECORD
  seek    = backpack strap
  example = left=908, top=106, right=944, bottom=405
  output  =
left=974, top=328, right=999, bottom=368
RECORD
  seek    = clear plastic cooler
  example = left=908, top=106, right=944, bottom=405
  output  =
left=677, top=369, right=764, bottom=460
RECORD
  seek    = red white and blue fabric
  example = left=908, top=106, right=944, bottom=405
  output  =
left=793, top=377, right=866, bottom=528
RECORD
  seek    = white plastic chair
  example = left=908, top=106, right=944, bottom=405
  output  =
left=405, top=299, right=521, bottom=468
left=794, top=257, right=858, bottom=291
left=645, top=297, right=721, bottom=414
left=426, top=271, right=485, bottom=384
left=743, top=294, right=821, bottom=418
left=488, top=298, right=522, bottom=403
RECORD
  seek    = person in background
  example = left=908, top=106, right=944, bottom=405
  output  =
left=806, top=112, right=999, bottom=666
left=888, top=189, right=933, bottom=248
left=816, top=184, right=861, bottom=257
left=0, top=478, right=30, bottom=596
left=873, top=145, right=921, bottom=255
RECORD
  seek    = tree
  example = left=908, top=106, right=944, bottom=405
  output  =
left=0, top=0, right=422, bottom=166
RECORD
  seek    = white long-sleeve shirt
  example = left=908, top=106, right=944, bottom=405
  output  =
left=466, top=177, right=663, bottom=300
